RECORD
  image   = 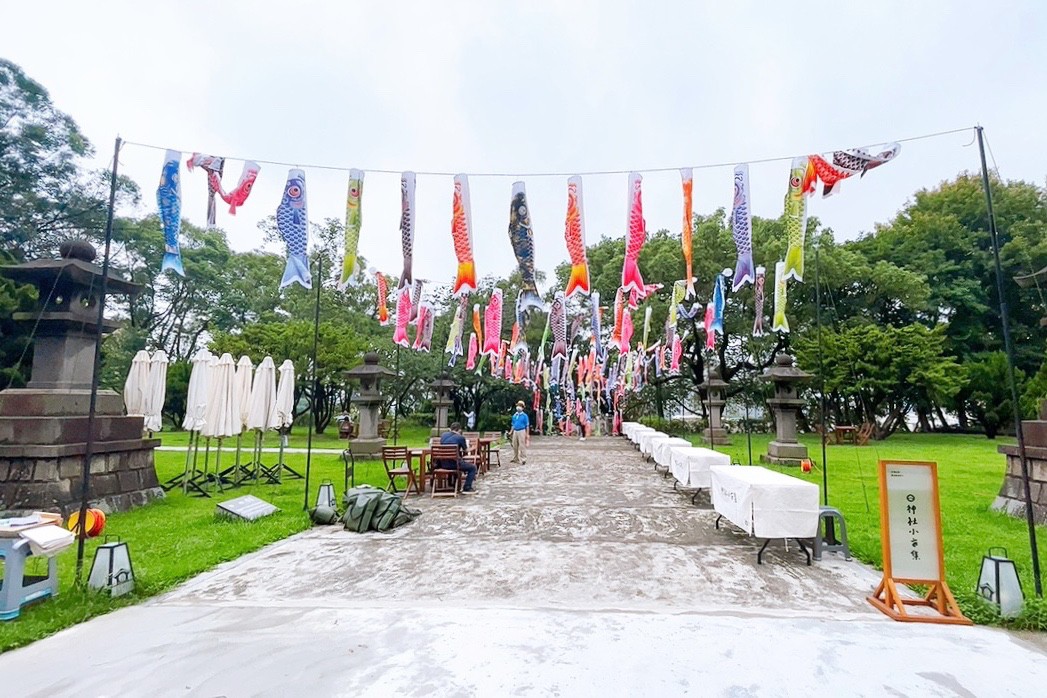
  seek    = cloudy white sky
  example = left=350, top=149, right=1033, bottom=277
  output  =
left=3, top=1, right=1045, bottom=290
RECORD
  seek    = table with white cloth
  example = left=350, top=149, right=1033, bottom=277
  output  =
left=669, top=446, right=731, bottom=501
left=652, top=437, right=692, bottom=471
left=628, top=425, right=656, bottom=446
left=710, top=465, right=820, bottom=565
left=621, top=422, right=641, bottom=439
left=638, top=431, right=669, bottom=458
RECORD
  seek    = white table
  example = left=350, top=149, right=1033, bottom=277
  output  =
left=652, top=438, right=692, bottom=470
left=638, top=431, right=669, bottom=457
left=627, top=425, right=656, bottom=445
left=669, top=446, right=731, bottom=498
left=710, top=465, right=820, bottom=565
left=621, top=422, right=641, bottom=439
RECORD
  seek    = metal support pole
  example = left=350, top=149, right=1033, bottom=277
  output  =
left=393, top=344, right=401, bottom=445
left=977, top=126, right=1042, bottom=596
left=75, top=136, right=121, bottom=584
left=304, top=256, right=322, bottom=511
left=816, top=244, right=829, bottom=506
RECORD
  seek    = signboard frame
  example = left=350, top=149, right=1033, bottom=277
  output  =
left=868, top=460, right=971, bottom=624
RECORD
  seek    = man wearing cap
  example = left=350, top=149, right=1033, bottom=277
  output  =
left=510, top=401, right=530, bottom=464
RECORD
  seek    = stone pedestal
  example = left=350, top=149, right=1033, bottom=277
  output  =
left=0, top=240, right=162, bottom=516
left=699, top=370, right=731, bottom=446
left=430, top=374, right=455, bottom=437
left=346, top=352, right=395, bottom=458
left=993, top=401, right=1047, bottom=524
left=760, top=353, right=812, bottom=466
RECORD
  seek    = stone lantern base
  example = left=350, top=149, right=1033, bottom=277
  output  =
left=348, top=436, right=386, bottom=459
left=761, top=441, right=809, bottom=467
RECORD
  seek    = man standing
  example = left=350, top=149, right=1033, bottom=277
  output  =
left=510, top=401, right=530, bottom=464
left=439, top=422, right=478, bottom=493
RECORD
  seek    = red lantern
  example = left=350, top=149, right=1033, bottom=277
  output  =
left=801, top=459, right=812, bottom=473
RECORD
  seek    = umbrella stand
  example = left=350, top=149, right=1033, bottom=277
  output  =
left=217, top=434, right=247, bottom=487
left=278, top=427, right=303, bottom=481
left=252, top=430, right=264, bottom=482
left=258, top=429, right=284, bottom=484
left=182, top=431, right=211, bottom=498
left=161, top=430, right=196, bottom=492
left=213, top=437, right=227, bottom=493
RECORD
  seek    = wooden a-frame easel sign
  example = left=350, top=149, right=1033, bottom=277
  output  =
left=868, top=460, right=972, bottom=625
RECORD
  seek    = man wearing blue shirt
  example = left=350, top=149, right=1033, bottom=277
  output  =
left=510, top=401, right=530, bottom=464
left=438, top=422, right=477, bottom=493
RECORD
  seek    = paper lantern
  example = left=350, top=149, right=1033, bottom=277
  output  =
left=88, top=538, right=135, bottom=597
left=977, top=547, right=1024, bottom=618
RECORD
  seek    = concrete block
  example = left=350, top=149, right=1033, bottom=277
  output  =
left=89, top=455, right=106, bottom=475
left=59, top=456, right=80, bottom=479
left=1, top=461, right=34, bottom=482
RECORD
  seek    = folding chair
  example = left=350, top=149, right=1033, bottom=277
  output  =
left=429, top=445, right=464, bottom=498
left=381, top=446, right=416, bottom=495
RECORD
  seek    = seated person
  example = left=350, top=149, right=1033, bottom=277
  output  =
left=438, top=422, right=478, bottom=493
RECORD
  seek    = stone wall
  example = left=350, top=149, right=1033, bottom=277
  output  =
left=0, top=445, right=163, bottom=516
left=994, top=444, right=1047, bottom=525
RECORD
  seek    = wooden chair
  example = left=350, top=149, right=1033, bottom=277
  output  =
left=381, top=446, right=416, bottom=495
left=482, top=432, right=502, bottom=468
left=856, top=423, right=875, bottom=446
left=429, top=445, right=463, bottom=498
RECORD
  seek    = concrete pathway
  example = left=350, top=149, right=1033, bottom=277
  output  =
left=3, top=437, right=1047, bottom=696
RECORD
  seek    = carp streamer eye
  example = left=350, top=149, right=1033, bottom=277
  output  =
left=288, top=185, right=301, bottom=198
left=350, top=186, right=359, bottom=198
left=791, top=176, right=801, bottom=188
left=518, top=206, right=528, bottom=217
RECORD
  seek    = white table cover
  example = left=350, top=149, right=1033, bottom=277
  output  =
left=621, top=422, right=641, bottom=439
left=628, top=425, right=656, bottom=444
left=710, top=465, right=819, bottom=539
left=652, top=438, right=692, bottom=468
left=638, top=431, right=669, bottom=456
left=669, top=446, right=731, bottom=488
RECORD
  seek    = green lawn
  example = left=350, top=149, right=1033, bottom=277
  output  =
left=0, top=425, right=439, bottom=653
left=695, top=430, right=1047, bottom=627
left=152, top=423, right=435, bottom=450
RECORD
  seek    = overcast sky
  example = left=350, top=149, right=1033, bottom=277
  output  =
left=3, top=1, right=1045, bottom=293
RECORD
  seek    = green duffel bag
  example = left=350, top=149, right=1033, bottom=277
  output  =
left=308, top=505, right=340, bottom=525
left=341, top=485, right=421, bottom=533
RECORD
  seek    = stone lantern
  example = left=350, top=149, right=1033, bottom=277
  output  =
left=345, top=352, right=395, bottom=458
left=760, top=353, right=812, bottom=466
left=430, top=373, right=456, bottom=437
left=699, top=369, right=731, bottom=446
left=0, top=240, right=163, bottom=515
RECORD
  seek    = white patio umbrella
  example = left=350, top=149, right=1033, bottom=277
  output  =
left=181, top=348, right=213, bottom=432
left=273, top=359, right=299, bottom=481
left=143, top=349, right=169, bottom=433
left=246, top=356, right=278, bottom=480
left=122, top=350, right=151, bottom=418
left=181, top=348, right=213, bottom=494
left=202, top=353, right=239, bottom=490
left=231, top=355, right=254, bottom=472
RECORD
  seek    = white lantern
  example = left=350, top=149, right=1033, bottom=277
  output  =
left=316, top=480, right=336, bottom=509
left=977, top=547, right=1024, bottom=618
left=88, top=538, right=135, bottom=597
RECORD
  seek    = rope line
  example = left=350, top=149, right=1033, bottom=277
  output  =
left=121, top=126, right=975, bottom=179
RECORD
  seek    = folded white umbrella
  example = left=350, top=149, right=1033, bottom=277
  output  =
left=274, top=359, right=296, bottom=430
left=233, top=356, right=254, bottom=431
left=202, top=353, right=239, bottom=438
left=143, top=349, right=169, bottom=432
left=181, top=348, right=213, bottom=432
left=122, top=350, right=151, bottom=417
left=246, top=356, right=278, bottom=432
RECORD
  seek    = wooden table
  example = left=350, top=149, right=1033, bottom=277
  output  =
left=406, top=448, right=429, bottom=495
left=833, top=426, right=857, bottom=444
left=477, top=437, right=495, bottom=474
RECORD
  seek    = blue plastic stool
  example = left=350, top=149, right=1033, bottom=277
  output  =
left=0, top=536, right=59, bottom=620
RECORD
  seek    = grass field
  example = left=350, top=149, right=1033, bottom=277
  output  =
left=696, top=430, right=1047, bottom=627
left=0, top=424, right=438, bottom=653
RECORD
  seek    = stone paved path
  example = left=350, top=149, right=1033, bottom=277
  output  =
left=2, top=436, right=1046, bottom=696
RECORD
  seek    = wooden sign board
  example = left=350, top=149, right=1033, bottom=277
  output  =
left=868, top=460, right=971, bottom=624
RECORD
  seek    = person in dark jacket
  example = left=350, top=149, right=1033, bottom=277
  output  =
left=438, top=422, right=477, bottom=493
